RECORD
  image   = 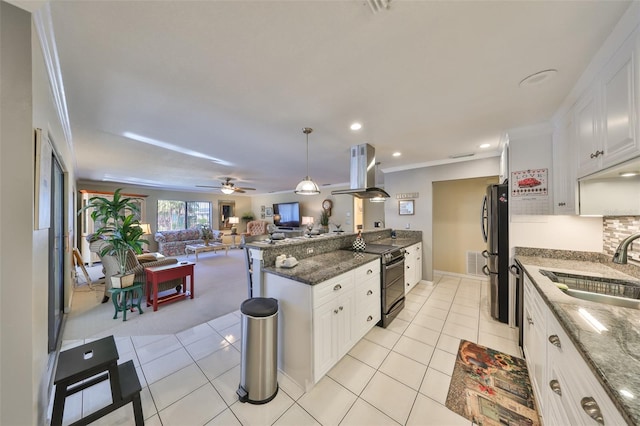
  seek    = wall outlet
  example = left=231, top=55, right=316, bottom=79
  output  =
left=307, top=248, right=314, bottom=254
left=405, top=223, right=410, bottom=229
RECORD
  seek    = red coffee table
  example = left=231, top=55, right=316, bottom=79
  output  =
left=145, top=262, right=195, bottom=311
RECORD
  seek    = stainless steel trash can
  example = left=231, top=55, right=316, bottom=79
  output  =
left=236, top=297, right=278, bottom=404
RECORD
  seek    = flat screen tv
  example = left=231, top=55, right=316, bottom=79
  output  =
left=273, top=202, right=301, bottom=228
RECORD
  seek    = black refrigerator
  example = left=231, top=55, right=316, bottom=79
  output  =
left=481, top=184, right=509, bottom=324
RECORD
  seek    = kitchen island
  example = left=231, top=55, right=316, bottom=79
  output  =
left=243, top=229, right=422, bottom=391
left=516, top=249, right=640, bottom=425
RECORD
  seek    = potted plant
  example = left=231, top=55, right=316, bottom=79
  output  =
left=319, top=210, right=330, bottom=233
left=197, top=223, right=214, bottom=245
left=78, top=189, right=147, bottom=288
left=241, top=212, right=255, bottom=222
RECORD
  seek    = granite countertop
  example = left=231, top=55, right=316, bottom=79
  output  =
left=517, top=255, right=640, bottom=425
left=263, top=250, right=379, bottom=285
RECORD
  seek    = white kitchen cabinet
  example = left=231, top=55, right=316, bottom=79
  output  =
left=263, top=259, right=380, bottom=391
left=577, top=30, right=640, bottom=178
left=522, top=276, right=547, bottom=416
left=552, top=112, right=578, bottom=214
left=312, top=274, right=354, bottom=382
left=353, top=262, right=381, bottom=341
left=523, top=275, right=627, bottom=425
left=404, top=243, right=422, bottom=293
left=545, top=310, right=626, bottom=426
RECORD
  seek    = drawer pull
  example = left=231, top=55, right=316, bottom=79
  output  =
left=367, top=290, right=373, bottom=296
left=367, top=315, right=373, bottom=321
left=549, top=380, right=562, bottom=396
left=334, top=309, right=339, bottom=314
left=548, top=334, right=561, bottom=348
left=339, top=306, right=344, bottom=311
left=581, top=397, right=604, bottom=425
left=333, top=284, right=342, bottom=291
left=367, top=269, right=373, bottom=275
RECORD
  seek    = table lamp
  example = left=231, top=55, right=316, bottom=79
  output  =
left=301, top=216, right=314, bottom=233
left=229, top=217, right=239, bottom=234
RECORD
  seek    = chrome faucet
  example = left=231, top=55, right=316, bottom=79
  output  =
left=612, top=232, right=640, bottom=264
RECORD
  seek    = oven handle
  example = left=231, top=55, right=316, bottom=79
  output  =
left=385, top=256, right=405, bottom=269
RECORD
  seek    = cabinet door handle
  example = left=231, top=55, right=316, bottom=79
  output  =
left=549, top=380, right=562, bottom=396
left=339, top=306, right=343, bottom=311
left=590, top=150, right=604, bottom=159
left=367, top=269, right=373, bottom=275
left=334, top=309, right=339, bottom=314
left=406, top=265, right=410, bottom=269
left=558, top=202, right=566, bottom=207
left=548, top=334, right=561, bottom=348
left=367, top=290, right=373, bottom=295
left=333, top=284, right=342, bottom=291
left=367, top=315, right=373, bottom=321
left=527, top=315, right=534, bottom=325
left=581, top=397, right=604, bottom=425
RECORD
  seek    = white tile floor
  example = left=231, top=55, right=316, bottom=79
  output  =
left=53, top=273, right=521, bottom=426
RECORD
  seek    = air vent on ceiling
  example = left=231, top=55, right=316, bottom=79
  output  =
left=450, top=152, right=476, bottom=159
left=366, top=0, right=391, bottom=14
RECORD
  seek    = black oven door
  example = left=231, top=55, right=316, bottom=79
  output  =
left=383, top=257, right=405, bottom=309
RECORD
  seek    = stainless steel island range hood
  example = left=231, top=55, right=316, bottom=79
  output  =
left=331, top=143, right=390, bottom=199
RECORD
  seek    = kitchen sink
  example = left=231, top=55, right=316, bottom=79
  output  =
left=539, top=269, right=640, bottom=310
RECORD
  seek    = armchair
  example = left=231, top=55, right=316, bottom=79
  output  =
left=90, top=239, right=182, bottom=301
left=241, top=220, right=269, bottom=245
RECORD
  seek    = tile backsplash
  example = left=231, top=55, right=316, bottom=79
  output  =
left=603, top=216, right=640, bottom=260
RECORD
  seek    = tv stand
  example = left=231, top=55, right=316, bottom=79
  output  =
left=278, top=227, right=294, bottom=230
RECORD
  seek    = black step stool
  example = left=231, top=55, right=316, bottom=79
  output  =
left=51, top=335, right=143, bottom=425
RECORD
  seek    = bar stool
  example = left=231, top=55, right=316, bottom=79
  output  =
left=51, top=335, right=143, bottom=425
left=110, top=282, right=144, bottom=321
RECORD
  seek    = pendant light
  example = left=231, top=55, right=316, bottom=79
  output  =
left=294, top=127, right=321, bottom=195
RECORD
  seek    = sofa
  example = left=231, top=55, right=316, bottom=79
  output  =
left=154, top=228, right=222, bottom=257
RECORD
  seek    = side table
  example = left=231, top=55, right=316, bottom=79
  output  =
left=145, top=262, right=195, bottom=311
left=110, top=283, right=144, bottom=321
left=51, top=335, right=143, bottom=425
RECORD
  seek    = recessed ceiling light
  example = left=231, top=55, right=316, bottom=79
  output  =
left=519, top=69, right=558, bottom=87
left=350, top=122, right=362, bottom=131
left=392, top=152, right=401, bottom=157
left=620, top=171, right=639, bottom=177
left=479, top=143, right=491, bottom=149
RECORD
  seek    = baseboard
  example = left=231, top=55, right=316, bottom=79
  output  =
left=433, top=269, right=488, bottom=281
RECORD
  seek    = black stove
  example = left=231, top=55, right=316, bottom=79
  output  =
left=360, top=243, right=404, bottom=265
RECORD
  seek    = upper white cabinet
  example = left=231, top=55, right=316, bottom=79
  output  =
left=552, top=112, right=577, bottom=214
left=576, top=31, right=640, bottom=178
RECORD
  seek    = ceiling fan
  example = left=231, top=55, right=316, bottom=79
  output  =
left=196, top=177, right=256, bottom=194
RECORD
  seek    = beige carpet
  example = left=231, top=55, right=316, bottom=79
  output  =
left=62, top=249, right=249, bottom=341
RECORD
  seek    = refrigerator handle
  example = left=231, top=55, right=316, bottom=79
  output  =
left=509, top=264, right=521, bottom=276
left=482, top=264, right=490, bottom=276
left=481, top=195, right=488, bottom=243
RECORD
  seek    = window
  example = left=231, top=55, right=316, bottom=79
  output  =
left=157, top=200, right=211, bottom=231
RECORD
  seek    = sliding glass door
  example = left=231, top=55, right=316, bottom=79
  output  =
left=48, top=155, right=64, bottom=352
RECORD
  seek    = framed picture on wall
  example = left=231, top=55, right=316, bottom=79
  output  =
left=399, top=199, right=414, bottom=215
left=265, top=206, right=273, bottom=217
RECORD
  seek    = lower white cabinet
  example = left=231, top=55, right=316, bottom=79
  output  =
left=523, top=275, right=626, bottom=425
left=263, top=260, right=380, bottom=391
left=404, top=243, right=422, bottom=293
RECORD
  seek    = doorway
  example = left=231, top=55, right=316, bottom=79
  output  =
left=432, top=176, right=497, bottom=275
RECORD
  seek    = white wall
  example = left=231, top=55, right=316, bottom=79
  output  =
left=1, top=3, right=38, bottom=424
left=384, top=156, right=501, bottom=280
left=510, top=215, right=603, bottom=254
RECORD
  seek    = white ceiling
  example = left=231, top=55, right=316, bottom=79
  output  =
left=37, top=0, right=631, bottom=195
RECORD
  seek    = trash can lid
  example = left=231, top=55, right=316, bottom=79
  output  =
left=241, top=297, right=278, bottom=317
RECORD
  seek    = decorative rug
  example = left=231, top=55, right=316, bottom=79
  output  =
left=445, top=340, right=540, bottom=426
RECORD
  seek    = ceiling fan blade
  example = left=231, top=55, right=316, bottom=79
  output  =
left=237, top=187, right=256, bottom=191
left=196, top=185, right=222, bottom=188
left=235, top=189, right=246, bottom=193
